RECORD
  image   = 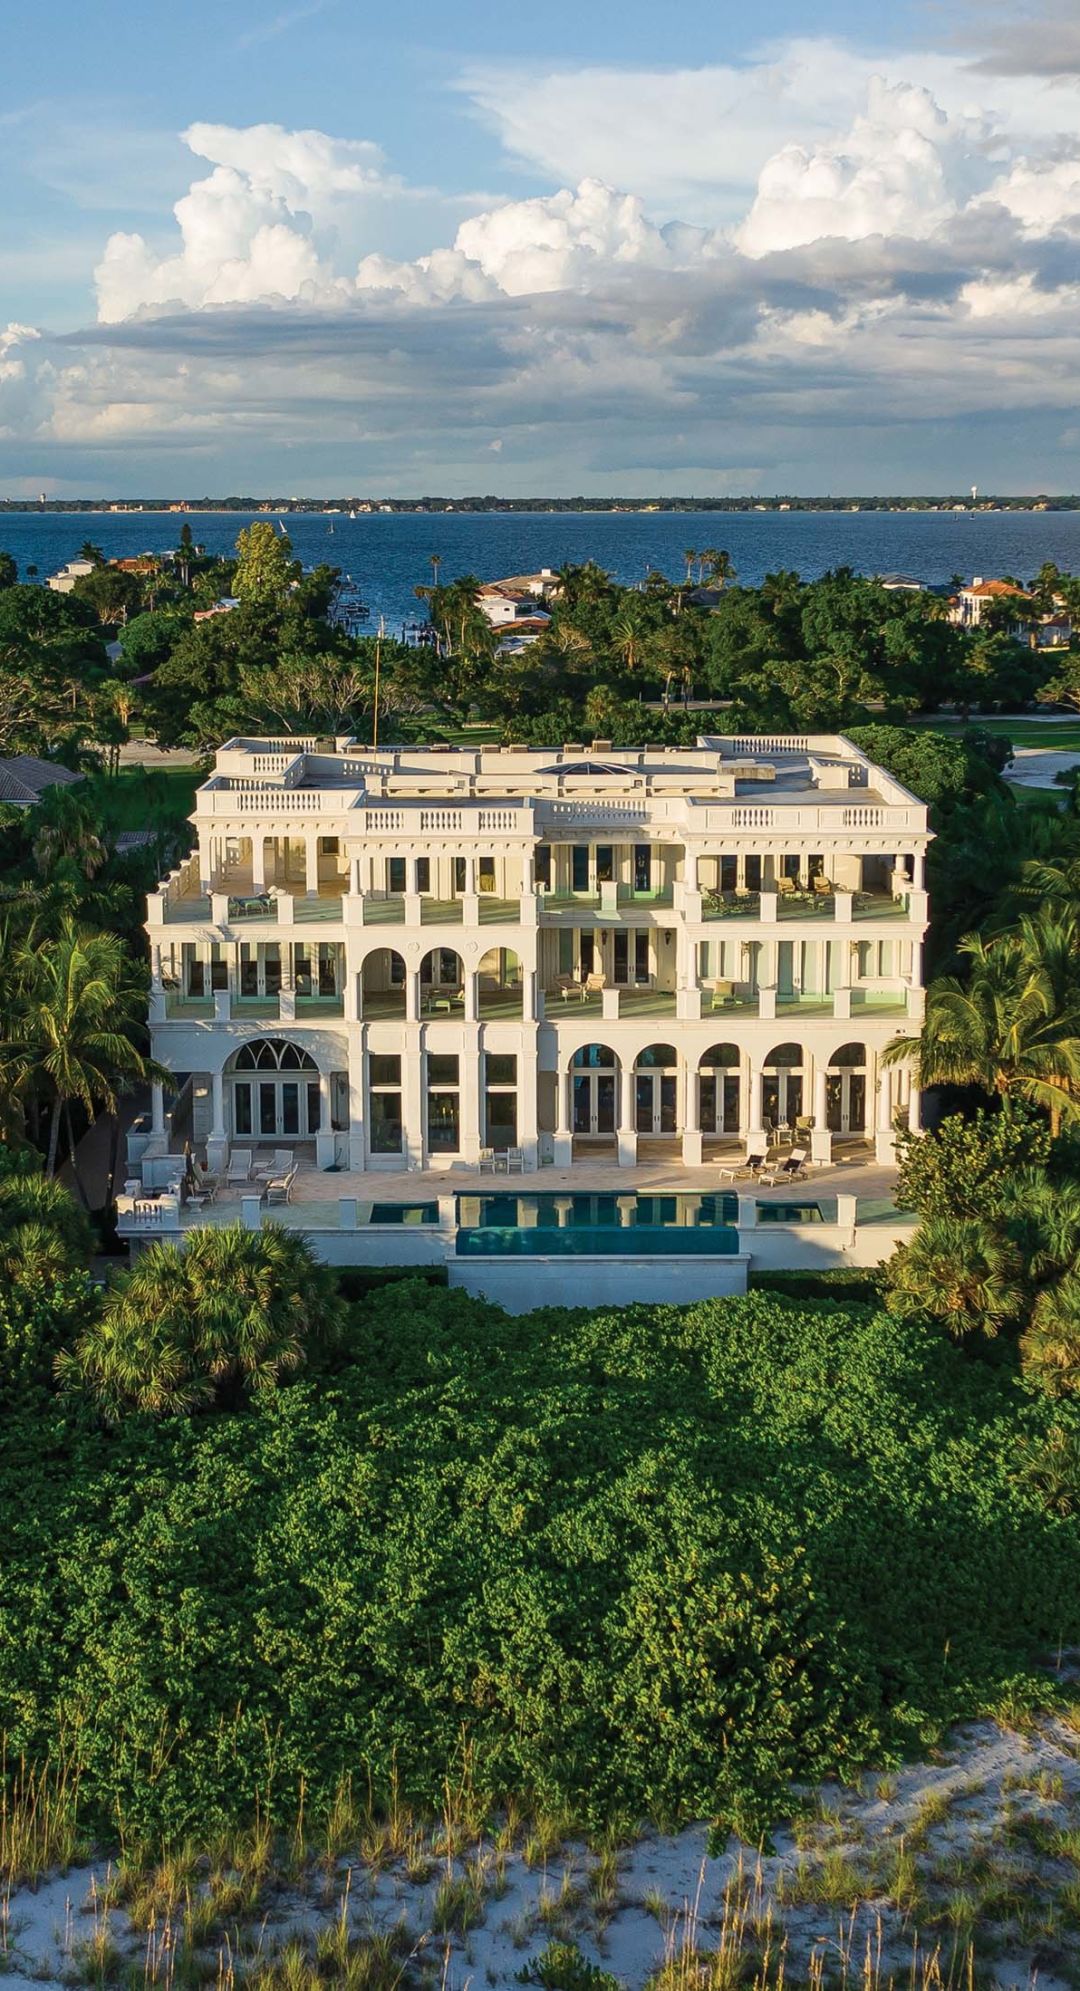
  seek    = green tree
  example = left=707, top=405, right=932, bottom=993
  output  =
left=58, top=1222, right=346, bottom=1417
left=885, top=914, right=1080, bottom=1133
left=0, top=920, right=163, bottom=1183
left=894, top=1103, right=1051, bottom=1223
left=32, top=786, right=109, bottom=881
left=0, top=550, right=16, bottom=590
left=233, top=522, right=297, bottom=609
left=887, top=1213, right=1026, bottom=1339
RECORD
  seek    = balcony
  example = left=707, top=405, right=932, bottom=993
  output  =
left=362, top=895, right=406, bottom=925
left=163, top=893, right=211, bottom=924
left=853, top=892, right=909, bottom=921
left=478, top=895, right=521, bottom=924
left=777, top=890, right=835, bottom=920
left=165, top=991, right=214, bottom=1019
left=420, top=897, right=464, bottom=925
left=703, top=891, right=761, bottom=921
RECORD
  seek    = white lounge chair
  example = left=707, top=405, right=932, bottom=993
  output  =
left=265, top=1165, right=298, bottom=1205
left=226, top=1151, right=253, bottom=1186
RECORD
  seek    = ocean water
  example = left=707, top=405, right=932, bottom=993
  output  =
left=4, top=508, right=1080, bottom=636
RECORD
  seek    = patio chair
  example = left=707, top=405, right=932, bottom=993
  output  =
left=583, top=971, right=606, bottom=997
left=265, top=1165, right=298, bottom=1205
left=717, top=1151, right=765, bottom=1181
left=779, top=1146, right=810, bottom=1180
left=226, top=1151, right=253, bottom=1186
left=710, top=980, right=735, bottom=1010
left=777, top=876, right=797, bottom=896
left=813, top=875, right=833, bottom=895
left=504, top=1147, right=525, bottom=1174
left=478, top=1147, right=497, bottom=1173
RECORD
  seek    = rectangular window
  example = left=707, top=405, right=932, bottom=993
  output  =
left=234, top=1082, right=252, bottom=1135
left=428, top=1053, right=460, bottom=1086
left=571, top=845, right=589, bottom=892
left=478, top=856, right=496, bottom=893
left=281, top=1082, right=300, bottom=1136
left=783, top=853, right=800, bottom=881
left=427, top=1094, right=460, bottom=1152
left=416, top=857, right=430, bottom=893
left=634, top=844, right=651, bottom=893
left=485, top=1090, right=516, bottom=1150
left=188, top=957, right=206, bottom=998
left=320, top=836, right=339, bottom=856
left=210, top=955, right=228, bottom=992
left=264, top=944, right=281, bottom=995
left=294, top=951, right=312, bottom=996
left=240, top=945, right=257, bottom=997
left=454, top=856, right=467, bottom=893
left=306, top=1081, right=321, bottom=1132
left=486, top=1053, right=517, bottom=1086
left=596, top=845, right=614, bottom=884
left=388, top=857, right=406, bottom=894
left=439, top=949, right=459, bottom=986
left=580, top=931, right=595, bottom=976
left=534, top=846, right=551, bottom=888
left=635, top=932, right=650, bottom=983
left=370, top=1054, right=401, bottom=1087
left=259, top=1083, right=277, bottom=1136
left=370, top=1089, right=403, bottom=1154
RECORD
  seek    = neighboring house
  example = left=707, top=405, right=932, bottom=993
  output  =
left=193, top=597, right=240, bottom=622
left=1034, top=614, right=1073, bottom=649
left=478, top=591, right=553, bottom=631
left=948, top=577, right=1032, bottom=631
left=0, top=757, right=85, bottom=806
left=46, top=559, right=96, bottom=594
left=134, top=733, right=929, bottom=1203
left=495, top=617, right=554, bottom=657
left=877, top=574, right=926, bottom=592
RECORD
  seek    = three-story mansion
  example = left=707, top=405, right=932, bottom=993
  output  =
left=142, top=734, right=930, bottom=1176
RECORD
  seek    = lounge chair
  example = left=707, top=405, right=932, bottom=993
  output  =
left=717, top=1151, right=765, bottom=1181
left=780, top=1147, right=810, bottom=1179
left=226, top=1151, right=253, bottom=1186
left=265, top=1165, right=298, bottom=1205
left=813, top=876, right=833, bottom=895
left=777, top=876, right=797, bottom=896
left=583, top=971, right=606, bottom=997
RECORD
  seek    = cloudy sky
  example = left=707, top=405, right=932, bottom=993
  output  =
left=4, top=0, right=1080, bottom=495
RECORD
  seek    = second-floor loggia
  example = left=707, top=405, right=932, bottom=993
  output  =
left=697, top=850, right=926, bottom=923
left=153, top=939, right=346, bottom=1021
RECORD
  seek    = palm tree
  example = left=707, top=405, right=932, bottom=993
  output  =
left=702, top=549, right=736, bottom=589
left=683, top=548, right=697, bottom=584
left=0, top=920, right=166, bottom=1186
left=1021, top=1275, right=1080, bottom=1394
left=32, top=788, right=109, bottom=880
left=887, top=1213, right=1025, bottom=1339
left=57, top=1222, right=346, bottom=1418
left=884, top=913, right=1080, bottom=1134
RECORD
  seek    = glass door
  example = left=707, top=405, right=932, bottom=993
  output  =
left=635, top=1072, right=677, bottom=1134
left=573, top=1072, right=616, bottom=1134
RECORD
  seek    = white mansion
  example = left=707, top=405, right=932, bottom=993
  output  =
left=142, top=735, right=930, bottom=1179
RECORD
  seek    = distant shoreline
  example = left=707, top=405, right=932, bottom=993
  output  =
left=3, top=497, right=1080, bottom=516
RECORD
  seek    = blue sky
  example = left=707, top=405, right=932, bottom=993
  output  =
left=3, top=0, right=1080, bottom=493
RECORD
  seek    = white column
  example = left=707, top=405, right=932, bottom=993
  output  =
left=460, top=1040, right=482, bottom=1165
left=463, top=971, right=478, bottom=1024
left=681, top=1058, right=702, bottom=1166
left=875, top=1061, right=895, bottom=1163
left=251, top=836, right=265, bottom=891
left=553, top=1059, right=572, bottom=1167
left=198, top=832, right=213, bottom=893
left=618, top=1062, right=637, bottom=1168
left=305, top=832, right=320, bottom=897
left=151, top=1081, right=165, bottom=1136
left=405, top=969, right=420, bottom=1023
left=519, top=1036, right=539, bottom=1169
left=348, top=1040, right=365, bottom=1171
left=207, top=1068, right=228, bottom=1173
left=811, top=1063, right=832, bottom=1164
left=746, top=1056, right=765, bottom=1150
left=316, top=1070, right=335, bottom=1168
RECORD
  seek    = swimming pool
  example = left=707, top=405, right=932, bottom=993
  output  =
left=455, top=1191, right=743, bottom=1256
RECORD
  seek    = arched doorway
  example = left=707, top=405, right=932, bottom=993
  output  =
left=828, top=1042, right=868, bottom=1136
left=420, top=947, right=464, bottom=1015
left=228, top=1038, right=320, bottom=1140
left=361, top=948, right=406, bottom=1020
left=762, top=1042, right=805, bottom=1131
left=478, top=946, right=522, bottom=1017
left=635, top=1043, right=678, bottom=1136
left=699, top=1043, right=740, bottom=1136
left=571, top=1043, right=618, bottom=1137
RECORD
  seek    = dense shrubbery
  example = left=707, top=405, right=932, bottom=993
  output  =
left=2, top=1280, right=1078, bottom=1847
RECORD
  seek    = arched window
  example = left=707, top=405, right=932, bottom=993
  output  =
left=232, top=1038, right=317, bottom=1072
left=762, top=1043, right=806, bottom=1130
left=570, top=1044, right=618, bottom=1137
left=827, top=1042, right=868, bottom=1136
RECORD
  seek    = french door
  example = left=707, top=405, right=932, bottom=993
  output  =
left=572, top=1071, right=616, bottom=1135
left=233, top=1076, right=321, bottom=1138
left=700, top=1072, right=741, bottom=1134
left=635, top=1071, right=677, bottom=1134
left=826, top=1071, right=866, bottom=1134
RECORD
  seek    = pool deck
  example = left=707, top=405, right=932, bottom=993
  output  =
left=280, top=1149, right=900, bottom=1211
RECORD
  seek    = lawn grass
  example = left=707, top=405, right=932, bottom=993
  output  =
left=85, top=764, right=203, bottom=831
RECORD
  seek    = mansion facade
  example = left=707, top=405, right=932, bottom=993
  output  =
left=142, top=734, right=930, bottom=1176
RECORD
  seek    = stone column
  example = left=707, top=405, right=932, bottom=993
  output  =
left=745, top=1055, right=766, bottom=1151
left=347, top=1038, right=365, bottom=1171
left=460, top=1035, right=482, bottom=1166
left=518, top=1034, right=539, bottom=1170
left=151, top=1081, right=166, bottom=1137
left=405, top=968, right=420, bottom=1023
left=463, top=969, right=478, bottom=1024
left=316, top=1071, right=336, bottom=1169
left=875, top=1061, right=895, bottom=1164
left=812, top=1063, right=832, bottom=1164
left=207, top=1068, right=228, bottom=1173
left=681, top=1057, right=702, bottom=1166
left=553, top=1060, right=572, bottom=1168
left=304, top=832, right=320, bottom=897
left=618, top=1062, right=637, bottom=1168
left=251, top=836, right=265, bottom=892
